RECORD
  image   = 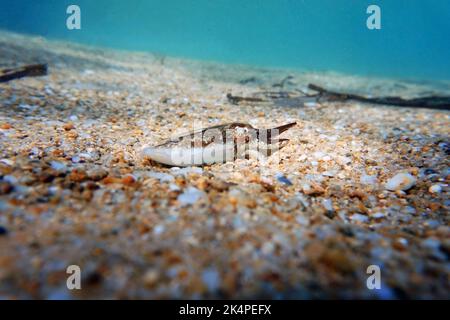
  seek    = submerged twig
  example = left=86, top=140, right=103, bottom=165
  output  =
left=0, top=64, right=48, bottom=83
left=308, top=84, right=450, bottom=110
left=272, top=75, right=295, bottom=89
left=226, top=93, right=266, bottom=105
left=226, top=83, right=450, bottom=110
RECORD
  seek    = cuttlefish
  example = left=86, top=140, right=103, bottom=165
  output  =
left=142, top=122, right=296, bottom=167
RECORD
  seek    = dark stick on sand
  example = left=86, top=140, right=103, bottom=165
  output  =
left=0, top=64, right=48, bottom=83
left=226, top=93, right=266, bottom=105
left=226, top=83, right=450, bottom=110
left=308, top=83, right=450, bottom=111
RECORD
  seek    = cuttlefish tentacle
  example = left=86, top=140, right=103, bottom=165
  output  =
left=142, top=122, right=297, bottom=167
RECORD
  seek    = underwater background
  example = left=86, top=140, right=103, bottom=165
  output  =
left=0, top=0, right=450, bottom=81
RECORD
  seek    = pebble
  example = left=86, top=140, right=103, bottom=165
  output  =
left=261, top=242, right=275, bottom=255
left=322, top=171, right=335, bottom=177
left=428, top=184, right=443, bottom=194
left=360, top=174, right=377, bottom=185
left=322, top=198, right=334, bottom=212
left=302, top=183, right=325, bottom=196
left=350, top=214, right=369, bottom=223
left=0, top=159, right=14, bottom=166
left=121, top=175, right=136, bottom=186
left=313, top=151, right=326, bottom=160
left=202, top=268, right=220, bottom=292
left=143, top=269, right=159, bottom=287
left=425, top=220, right=440, bottom=229
left=19, top=104, right=38, bottom=111
left=385, top=172, right=417, bottom=191
left=63, top=122, right=75, bottom=131
left=146, top=171, right=174, bottom=182
left=371, top=212, right=386, bottom=219
left=71, top=156, right=81, bottom=163
left=169, top=183, right=180, bottom=191
left=153, top=225, right=165, bottom=236
left=87, top=168, right=109, bottom=181
left=177, top=187, right=205, bottom=206
left=276, top=173, right=293, bottom=186
left=50, top=161, right=67, bottom=172
left=422, top=238, right=440, bottom=250
left=3, top=175, right=17, bottom=184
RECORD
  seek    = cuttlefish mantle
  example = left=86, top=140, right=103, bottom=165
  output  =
left=142, top=122, right=296, bottom=167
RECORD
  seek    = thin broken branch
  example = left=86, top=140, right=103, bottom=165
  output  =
left=308, top=84, right=450, bottom=110
left=272, top=75, right=295, bottom=89
left=0, top=64, right=48, bottom=83
left=226, top=93, right=266, bottom=105
left=226, top=83, right=450, bottom=110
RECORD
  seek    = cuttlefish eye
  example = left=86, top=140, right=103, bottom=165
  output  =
left=235, top=127, right=249, bottom=135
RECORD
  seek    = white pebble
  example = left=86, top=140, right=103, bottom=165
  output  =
left=147, top=171, right=174, bottom=182
left=0, top=159, right=14, bottom=166
left=169, top=183, right=180, bottom=191
left=429, top=184, right=442, bottom=194
left=385, top=173, right=416, bottom=191
left=71, top=156, right=81, bottom=163
left=153, top=225, right=165, bottom=236
left=322, top=171, right=335, bottom=177
left=304, top=102, right=317, bottom=108
left=350, top=213, right=369, bottom=223
left=313, top=151, right=326, bottom=159
left=202, top=268, right=220, bottom=292
left=371, top=212, right=385, bottom=219
left=177, top=187, right=205, bottom=206
left=322, top=199, right=334, bottom=211
left=3, top=175, right=17, bottom=184
left=261, top=242, right=275, bottom=255
left=50, top=161, right=67, bottom=172
left=360, top=174, right=377, bottom=185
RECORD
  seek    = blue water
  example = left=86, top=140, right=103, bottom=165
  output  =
left=1, top=0, right=450, bottom=80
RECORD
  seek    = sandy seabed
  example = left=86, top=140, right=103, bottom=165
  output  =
left=0, top=31, right=449, bottom=299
